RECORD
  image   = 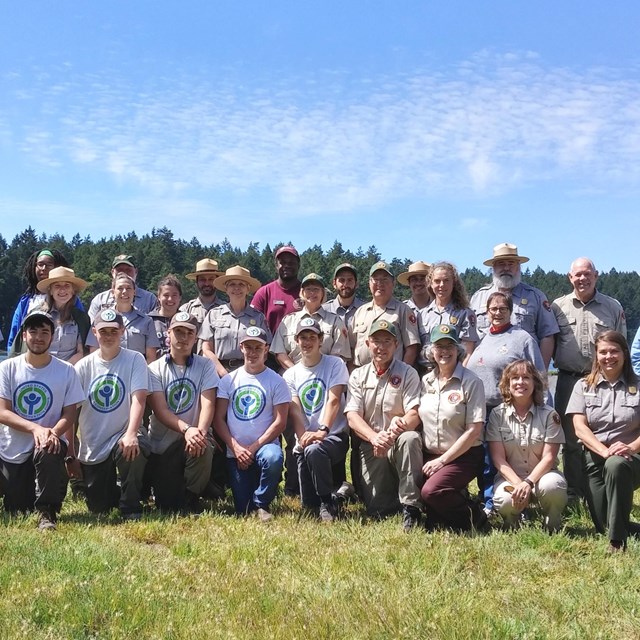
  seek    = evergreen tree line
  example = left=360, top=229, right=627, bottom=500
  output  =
left=1, top=226, right=639, bottom=346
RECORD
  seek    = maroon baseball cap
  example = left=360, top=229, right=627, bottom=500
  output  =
left=275, top=245, right=299, bottom=260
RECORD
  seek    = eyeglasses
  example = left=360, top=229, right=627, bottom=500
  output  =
left=488, top=306, right=509, bottom=313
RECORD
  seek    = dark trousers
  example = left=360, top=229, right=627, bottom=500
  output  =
left=584, top=449, right=640, bottom=543
left=555, top=371, right=587, bottom=498
left=81, top=441, right=149, bottom=515
left=0, top=443, right=68, bottom=514
left=295, top=432, right=349, bottom=508
left=422, top=445, right=485, bottom=531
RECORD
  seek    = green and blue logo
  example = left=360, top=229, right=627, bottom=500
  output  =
left=14, top=382, right=53, bottom=420
left=231, top=385, right=266, bottom=421
left=89, top=374, right=125, bottom=413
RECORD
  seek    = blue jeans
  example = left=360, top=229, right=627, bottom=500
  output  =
left=226, top=443, right=283, bottom=514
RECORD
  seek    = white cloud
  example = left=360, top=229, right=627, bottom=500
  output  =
left=3, top=52, right=640, bottom=218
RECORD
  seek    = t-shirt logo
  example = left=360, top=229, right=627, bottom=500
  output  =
left=14, top=382, right=53, bottom=420
left=89, top=374, right=126, bottom=413
left=166, top=379, right=196, bottom=415
left=231, top=385, right=266, bottom=421
left=298, top=378, right=326, bottom=416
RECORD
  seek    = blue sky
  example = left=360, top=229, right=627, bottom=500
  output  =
left=1, top=1, right=639, bottom=274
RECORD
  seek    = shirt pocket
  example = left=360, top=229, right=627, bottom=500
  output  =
left=621, top=393, right=640, bottom=409
left=57, top=323, right=79, bottom=353
left=498, top=427, right=515, bottom=442
left=513, top=306, right=536, bottom=335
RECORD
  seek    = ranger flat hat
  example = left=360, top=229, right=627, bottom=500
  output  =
left=483, top=243, right=529, bottom=267
left=214, top=265, right=261, bottom=293
left=186, top=258, right=223, bottom=280
left=36, top=266, right=88, bottom=293
left=397, top=261, right=432, bottom=286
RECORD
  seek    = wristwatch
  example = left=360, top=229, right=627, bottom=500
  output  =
left=64, top=455, right=76, bottom=464
left=318, top=425, right=330, bottom=434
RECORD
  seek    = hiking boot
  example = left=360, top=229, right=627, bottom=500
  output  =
left=38, top=511, right=57, bottom=531
left=402, top=505, right=421, bottom=532
left=335, top=481, right=356, bottom=502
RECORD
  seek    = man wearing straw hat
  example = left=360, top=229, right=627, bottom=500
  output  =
left=180, top=258, right=225, bottom=328
left=87, top=254, right=158, bottom=321
left=470, top=243, right=559, bottom=368
left=397, top=261, right=432, bottom=312
left=199, top=266, right=270, bottom=377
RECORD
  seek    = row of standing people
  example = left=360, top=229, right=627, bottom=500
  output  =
left=2, top=244, right=639, bottom=552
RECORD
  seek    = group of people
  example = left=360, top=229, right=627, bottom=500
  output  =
left=1, top=242, right=639, bottom=554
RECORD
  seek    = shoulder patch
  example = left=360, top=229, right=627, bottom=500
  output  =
left=408, top=313, right=417, bottom=325
left=468, top=312, right=476, bottom=327
left=551, top=411, right=561, bottom=424
left=543, top=300, right=551, bottom=311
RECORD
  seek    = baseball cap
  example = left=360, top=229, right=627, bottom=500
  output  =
left=301, top=273, right=326, bottom=288
left=430, top=324, right=460, bottom=344
left=333, top=263, right=358, bottom=279
left=368, top=318, right=398, bottom=338
left=275, top=245, right=300, bottom=260
left=21, top=310, right=55, bottom=332
left=239, top=326, right=269, bottom=345
left=169, top=312, right=198, bottom=332
left=93, top=308, right=124, bottom=330
left=112, top=254, right=136, bottom=269
left=295, top=317, right=323, bottom=337
left=369, top=261, right=394, bottom=278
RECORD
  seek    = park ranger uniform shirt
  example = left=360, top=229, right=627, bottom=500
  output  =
left=88, top=286, right=158, bottom=321
left=552, top=290, right=626, bottom=374
left=322, top=296, right=365, bottom=329
left=350, top=298, right=421, bottom=367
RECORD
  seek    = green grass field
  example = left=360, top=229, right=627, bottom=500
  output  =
left=1, top=491, right=639, bottom=640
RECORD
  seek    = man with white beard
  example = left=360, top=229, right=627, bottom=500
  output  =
left=470, top=243, right=559, bottom=368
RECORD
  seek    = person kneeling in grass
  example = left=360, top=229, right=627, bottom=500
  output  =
left=284, top=318, right=350, bottom=522
left=214, top=327, right=290, bottom=522
left=147, top=312, right=219, bottom=514
left=71, top=309, right=150, bottom=521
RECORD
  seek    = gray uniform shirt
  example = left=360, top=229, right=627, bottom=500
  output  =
left=322, top=296, right=365, bottom=329
left=88, top=286, right=158, bottom=321
left=199, top=303, right=271, bottom=362
left=552, top=290, right=626, bottom=374
left=566, top=375, right=640, bottom=446
left=470, top=282, right=559, bottom=343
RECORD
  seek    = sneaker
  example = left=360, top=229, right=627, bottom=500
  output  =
left=607, top=540, right=626, bottom=554
left=335, top=481, right=356, bottom=502
left=37, top=511, right=57, bottom=531
left=255, top=507, right=273, bottom=523
left=319, top=501, right=337, bottom=523
left=402, top=505, right=421, bottom=532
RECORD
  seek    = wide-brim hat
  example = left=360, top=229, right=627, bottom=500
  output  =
left=36, top=266, right=88, bottom=293
left=186, top=258, right=223, bottom=280
left=214, top=265, right=261, bottom=293
left=483, top=243, right=529, bottom=267
left=397, top=261, right=432, bottom=286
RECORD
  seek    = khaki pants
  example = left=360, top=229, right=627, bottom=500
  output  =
left=360, top=431, right=422, bottom=517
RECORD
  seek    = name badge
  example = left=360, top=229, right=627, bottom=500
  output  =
left=274, top=300, right=285, bottom=305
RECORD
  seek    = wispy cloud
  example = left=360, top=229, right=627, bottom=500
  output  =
left=3, top=52, right=640, bottom=217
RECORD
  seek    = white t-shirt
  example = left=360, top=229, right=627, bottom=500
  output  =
left=217, top=366, right=291, bottom=457
left=74, top=349, right=150, bottom=464
left=0, top=355, right=85, bottom=464
left=283, top=354, right=349, bottom=435
left=148, top=355, right=220, bottom=454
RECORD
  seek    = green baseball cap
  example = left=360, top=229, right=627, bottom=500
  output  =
left=301, top=273, right=326, bottom=288
left=368, top=318, right=398, bottom=338
left=333, top=263, right=358, bottom=279
left=430, top=324, right=460, bottom=344
left=369, top=261, right=394, bottom=278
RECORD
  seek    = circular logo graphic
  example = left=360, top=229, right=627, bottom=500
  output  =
left=101, top=309, right=117, bottom=321
left=175, top=311, right=191, bottom=322
left=378, top=320, right=389, bottom=329
left=300, top=317, right=316, bottom=328
left=298, top=378, right=326, bottom=416
left=390, top=375, right=401, bottom=388
left=231, top=385, right=266, bottom=421
left=14, top=382, right=53, bottom=421
left=166, top=379, right=196, bottom=415
left=447, top=392, right=462, bottom=404
left=439, top=325, right=450, bottom=334
left=246, top=326, right=262, bottom=338
left=89, top=374, right=125, bottom=413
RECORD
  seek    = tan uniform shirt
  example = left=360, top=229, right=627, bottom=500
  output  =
left=179, top=295, right=223, bottom=328
left=552, top=290, right=626, bottom=374
left=270, top=307, right=351, bottom=363
left=419, top=363, right=485, bottom=454
left=486, top=404, right=564, bottom=478
left=345, top=359, right=420, bottom=432
left=566, top=375, right=640, bottom=446
left=350, top=298, right=421, bottom=367
left=198, top=303, right=271, bottom=362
